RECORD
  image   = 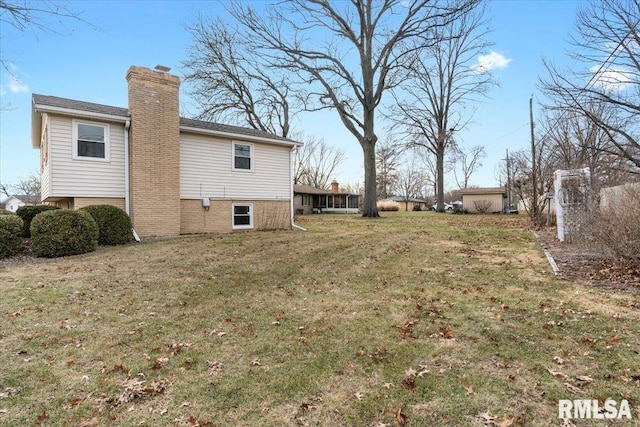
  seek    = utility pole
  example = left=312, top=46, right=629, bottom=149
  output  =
left=529, top=96, right=538, bottom=223
left=505, top=149, right=511, bottom=211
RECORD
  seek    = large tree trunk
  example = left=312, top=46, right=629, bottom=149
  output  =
left=436, top=143, right=445, bottom=211
left=362, top=138, right=380, bottom=217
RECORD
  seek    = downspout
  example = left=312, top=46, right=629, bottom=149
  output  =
left=124, top=119, right=140, bottom=242
left=290, top=145, right=306, bottom=231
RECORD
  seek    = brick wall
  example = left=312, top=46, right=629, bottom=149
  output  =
left=73, top=197, right=126, bottom=210
left=180, top=199, right=291, bottom=234
left=126, top=66, right=181, bottom=238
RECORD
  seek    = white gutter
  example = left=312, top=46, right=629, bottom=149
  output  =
left=124, top=119, right=131, bottom=216
left=290, top=146, right=306, bottom=232
left=180, top=125, right=302, bottom=148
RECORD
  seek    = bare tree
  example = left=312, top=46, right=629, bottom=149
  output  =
left=293, top=133, right=346, bottom=189
left=182, top=15, right=300, bottom=137
left=227, top=0, right=480, bottom=217
left=0, top=182, right=10, bottom=198
left=394, top=160, right=426, bottom=211
left=1, top=173, right=41, bottom=201
left=1, top=1, right=91, bottom=73
left=450, top=144, right=486, bottom=189
left=510, top=138, right=555, bottom=226
left=375, top=136, right=404, bottom=199
left=540, top=0, right=640, bottom=174
left=414, top=148, right=439, bottom=198
left=390, top=3, right=494, bottom=211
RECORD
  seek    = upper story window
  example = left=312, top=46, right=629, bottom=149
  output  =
left=233, top=142, right=252, bottom=171
left=73, top=120, right=109, bottom=161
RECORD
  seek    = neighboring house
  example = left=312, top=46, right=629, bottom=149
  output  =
left=459, top=187, right=507, bottom=213
left=293, top=182, right=360, bottom=214
left=2, top=195, right=39, bottom=212
left=379, top=196, right=428, bottom=212
left=31, top=65, right=301, bottom=238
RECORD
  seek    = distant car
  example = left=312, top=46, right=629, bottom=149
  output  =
left=431, top=202, right=453, bottom=211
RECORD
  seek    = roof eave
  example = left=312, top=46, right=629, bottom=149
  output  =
left=180, top=125, right=302, bottom=147
left=32, top=102, right=130, bottom=149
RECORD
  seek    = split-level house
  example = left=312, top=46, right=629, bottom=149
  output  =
left=31, top=65, right=301, bottom=238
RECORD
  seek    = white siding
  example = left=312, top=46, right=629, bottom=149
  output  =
left=48, top=115, right=125, bottom=198
left=180, top=132, right=291, bottom=200
left=40, top=113, right=51, bottom=201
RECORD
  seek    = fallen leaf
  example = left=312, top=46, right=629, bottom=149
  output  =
left=553, top=356, right=564, bottom=365
left=79, top=417, right=99, bottom=427
left=606, top=336, right=621, bottom=345
left=546, top=367, right=569, bottom=379
left=575, top=375, right=594, bottom=384
left=37, top=411, right=49, bottom=425
left=394, top=408, right=408, bottom=425
left=464, top=385, right=476, bottom=395
left=354, top=392, right=364, bottom=401
left=563, top=382, right=584, bottom=394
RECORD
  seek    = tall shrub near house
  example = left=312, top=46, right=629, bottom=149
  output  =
left=16, top=205, right=59, bottom=237
left=31, top=210, right=98, bottom=258
left=0, top=214, right=24, bottom=258
left=80, top=205, right=132, bottom=245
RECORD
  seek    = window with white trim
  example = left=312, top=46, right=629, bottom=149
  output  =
left=232, top=203, right=253, bottom=229
left=233, top=142, right=252, bottom=171
left=73, top=120, right=109, bottom=161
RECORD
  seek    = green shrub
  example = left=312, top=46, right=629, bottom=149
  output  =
left=0, top=210, right=15, bottom=215
left=0, top=215, right=24, bottom=258
left=31, top=210, right=98, bottom=258
left=80, top=204, right=132, bottom=245
left=16, top=205, right=60, bottom=237
left=452, top=205, right=468, bottom=215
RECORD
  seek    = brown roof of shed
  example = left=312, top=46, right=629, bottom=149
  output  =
left=459, top=187, right=506, bottom=195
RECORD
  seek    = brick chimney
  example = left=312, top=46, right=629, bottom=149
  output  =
left=331, top=181, right=339, bottom=194
left=126, top=66, right=181, bottom=238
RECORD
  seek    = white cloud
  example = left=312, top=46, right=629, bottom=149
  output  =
left=589, top=65, right=634, bottom=92
left=4, top=63, right=30, bottom=93
left=472, top=51, right=512, bottom=73
left=9, top=74, right=29, bottom=93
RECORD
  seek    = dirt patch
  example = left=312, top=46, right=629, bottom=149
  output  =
left=535, top=228, right=640, bottom=292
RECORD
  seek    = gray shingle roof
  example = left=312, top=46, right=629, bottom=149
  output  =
left=32, top=94, right=129, bottom=117
left=32, top=94, right=299, bottom=145
left=180, top=117, right=296, bottom=144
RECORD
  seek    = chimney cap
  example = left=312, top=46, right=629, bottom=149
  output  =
left=155, top=65, right=171, bottom=72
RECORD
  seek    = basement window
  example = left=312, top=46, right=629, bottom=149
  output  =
left=232, top=203, right=253, bottom=230
left=73, top=120, right=109, bottom=161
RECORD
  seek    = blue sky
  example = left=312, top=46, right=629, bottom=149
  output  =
left=0, top=0, right=585, bottom=193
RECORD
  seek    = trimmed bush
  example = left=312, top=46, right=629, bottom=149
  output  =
left=16, top=205, right=60, bottom=237
left=31, top=210, right=98, bottom=258
left=0, top=214, right=24, bottom=258
left=80, top=204, right=132, bottom=245
left=0, top=210, right=16, bottom=215
left=376, top=200, right=400, bottom=211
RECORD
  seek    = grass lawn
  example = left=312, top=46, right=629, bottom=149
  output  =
left=1, top=212, right=638, bottom=426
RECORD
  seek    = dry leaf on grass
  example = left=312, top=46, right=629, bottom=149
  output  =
left=394, top=408, right=408, bottom=425
left=546, top=367, right=568, bottom=379
left=563, top=382, right=585, bottom=394
left=477, top=412, right=515, bottom=427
